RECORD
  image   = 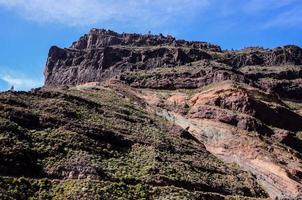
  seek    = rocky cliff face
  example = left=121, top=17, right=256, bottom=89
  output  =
left=70, top=29, right=222, bottom=51
left=45, top=29, right=220, bottom=86
left=1, top=29, right=302, bottom=199
left=44, top=29, right=302, bottom=99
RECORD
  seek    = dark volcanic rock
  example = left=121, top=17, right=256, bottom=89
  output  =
left=259, top=78, right=302, bottom=99
left=188, top=105, right=273, bottom=135
left=219, top=45, right=302, bottom=68
left=44, top=29, right=222, bottom=86
left=44, top=29, right=302, bottom=101
left=45, top=45, right=213, bottom=86
left=70, top=29, right=222, bottom=51
left=120, top=63, right=251, bottom=89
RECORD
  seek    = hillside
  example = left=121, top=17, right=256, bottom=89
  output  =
left=1, top=29, right=302, bottom=199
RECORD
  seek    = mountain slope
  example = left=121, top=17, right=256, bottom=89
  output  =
left=0, top=86, right=267, bottom=199
left=1, top=29, right=302, bottom=199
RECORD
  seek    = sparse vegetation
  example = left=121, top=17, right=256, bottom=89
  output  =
left=0, top=87, right=267, bottom=199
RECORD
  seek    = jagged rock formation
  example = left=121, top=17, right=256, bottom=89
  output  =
left=45, top=29, right=302, bottom=99
left=1, top=29, right=302, bottom=199
left=70, top=29, right=222, bottom=51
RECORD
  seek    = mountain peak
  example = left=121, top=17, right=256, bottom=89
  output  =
left=70, top=28, right=221, bottom=51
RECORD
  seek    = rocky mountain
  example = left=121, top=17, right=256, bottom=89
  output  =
left=45, top=29, right=302, bottom=99
left=1, top=29, right=302, bottom=199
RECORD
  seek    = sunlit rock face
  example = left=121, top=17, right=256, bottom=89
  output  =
left=45, top=29, right=302, bottom=99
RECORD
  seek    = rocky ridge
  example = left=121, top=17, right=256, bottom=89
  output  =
left=45, top=29, right=302, bottom=98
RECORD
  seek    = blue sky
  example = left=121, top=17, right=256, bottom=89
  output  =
left=0, top=0, right=301, bottom=91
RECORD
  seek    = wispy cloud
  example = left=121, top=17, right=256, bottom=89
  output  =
left=241, top=0, right=302, bottom=29
left=0, top=0, right=300, bottom=30
left=206, top=0, right=302, bottom=30
left=0, top=72, right=43, bottom=91
left=263, top=4, right=302, bottom=28
left=0, top=0, right=209, bottom=27
left=244, top=0, right=297, bottom=13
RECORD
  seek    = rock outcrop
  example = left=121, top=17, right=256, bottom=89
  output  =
left=136, top=81, right=302, bottom=199
left=70, top=29, right=222, bottom=51
left=44, top=29, right=302, bottom=100
left=218, top=45, right=302, bottom=68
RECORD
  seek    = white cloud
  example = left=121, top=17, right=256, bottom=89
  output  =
left=0, top=0, right=300, bottom=30
left=263, top=5, right=302, bottom=28
left=0, top=73, right=43, bottom=91
left=243, top=0, right=302, bottom=28
left=207, top=0, right=302, bottom=29
left=0, top=0, right=209, bottom=26
left=244, top=0, right=297, bottom=13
